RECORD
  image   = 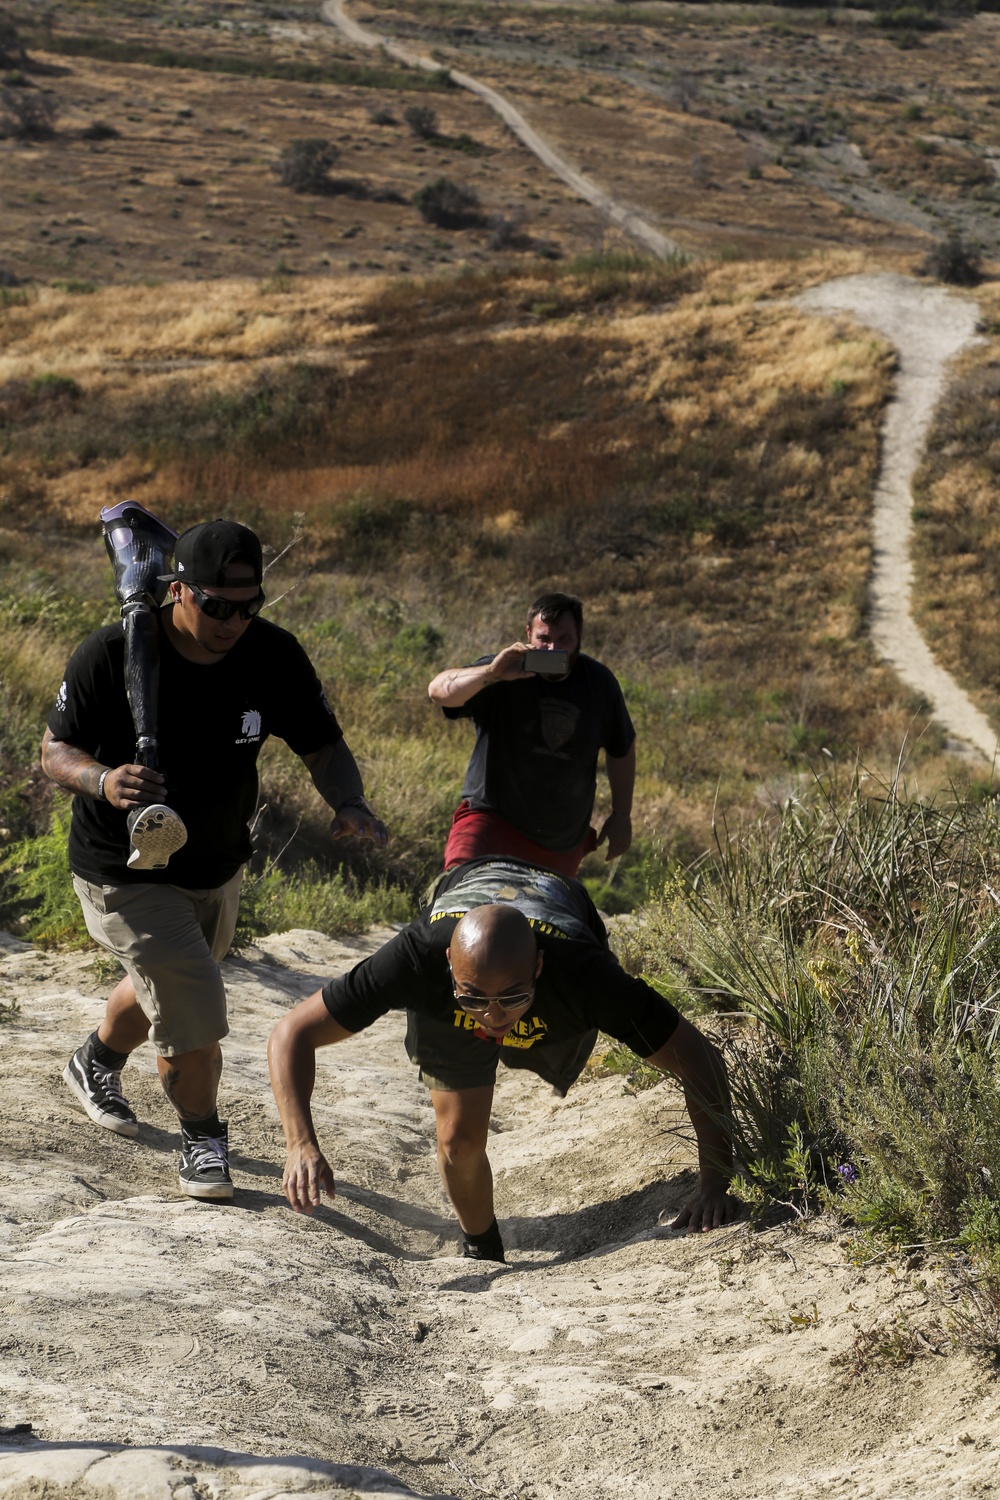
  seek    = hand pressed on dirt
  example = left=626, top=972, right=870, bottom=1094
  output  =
left=670, top=1185, right=742, bottom=1234
left=282, top=1145, right=336, bottom=1215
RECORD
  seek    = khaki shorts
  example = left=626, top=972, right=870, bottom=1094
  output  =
left=404, top=1009, right=598, bottom=1098
left=72, top=870, right=243, bottom=1057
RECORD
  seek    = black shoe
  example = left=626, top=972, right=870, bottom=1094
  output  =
left=179, top=1123, right=233, bottom=1201
left=62, top=1046, right=139, bottom=1138
left=126, top=804, right=188, bottom=871
left=462, top=1219, right=506, bottom=1263
left=462, top=1240, right=506, bottom=1263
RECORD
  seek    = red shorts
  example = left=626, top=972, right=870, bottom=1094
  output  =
left=443, top=801, right=597, bottom=879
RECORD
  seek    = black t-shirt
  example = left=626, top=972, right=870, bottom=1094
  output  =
left=442, top=653, right=635, bottom=851
left=48, top=612, right=343, bottom=887
left=321, top=857, right=679, bottom=1062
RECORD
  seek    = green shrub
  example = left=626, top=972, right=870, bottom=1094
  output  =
left=275, top=138, right=339, bottom=194
left=28, top=33, right=453, bottom=93
left=0, top=805, right=88, bottom=947
left=235, top=861, right=410, bottom=947
left=630, top=770, right=1000, bottom=1258
left=28, top=373, right=81, bottom=400
left=874, top=2, right=942, bottom=30
left=920, top=232, right=982, bottom=287
left=404, top=103, right=438, bottom=140
left=0, top=13, right=26, bottom=70
left=81, top=120, right=119, bottom=141
left=413, top=177, right=482, bottom=229
left=0, top=85, right=56, bottom=139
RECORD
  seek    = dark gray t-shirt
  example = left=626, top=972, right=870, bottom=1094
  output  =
left=443, top=653, right=635, bottom=851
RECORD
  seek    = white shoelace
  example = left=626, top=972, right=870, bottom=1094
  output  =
left=186, top=1136, right=228, bottom=1174
left=92, top=1063, right=129, bottom=1108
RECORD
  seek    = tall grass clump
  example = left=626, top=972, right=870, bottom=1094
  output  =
left=234, top=861, right=411, bottom=948
left=623, top=769, right=1000, bottom=1306
left=0, top=805, right=87, bottom=946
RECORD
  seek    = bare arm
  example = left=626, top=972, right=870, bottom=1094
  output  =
left=40, top=726, right=165, bottom=810
left=300, top=739, right=388, bottom=845
left=267, top=990, right=356, bottom=1213
left=645, top=1014, right=739, bottom=1232
left=597, top=740, right=635, bottom=860
left=427, top=642, right=532, bottom=708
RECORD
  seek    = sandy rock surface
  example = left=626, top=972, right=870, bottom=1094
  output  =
left=2, top=926, right=999, bottom=1499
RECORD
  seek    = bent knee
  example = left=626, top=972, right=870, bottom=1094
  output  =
left=436, top=1127, right=488, bottom=1171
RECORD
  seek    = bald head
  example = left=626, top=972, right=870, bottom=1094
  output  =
left=451, top=903, right=538, bottom=974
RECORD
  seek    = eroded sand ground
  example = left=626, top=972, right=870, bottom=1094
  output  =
left=2, top=926, right=999, bottom=1499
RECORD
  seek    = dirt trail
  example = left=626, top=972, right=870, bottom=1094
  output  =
left=3, top=924, right=1000, bottom=1499
left=319, top=0, right=683, bottom=259
left=797, top=274, right=995, bottom=761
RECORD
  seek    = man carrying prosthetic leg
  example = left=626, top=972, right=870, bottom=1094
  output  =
left=269, top=858, right=739, bottom=1256
left=45, top=516, right=388, bottom=1200
left=100, top=501, right=188, bottom=871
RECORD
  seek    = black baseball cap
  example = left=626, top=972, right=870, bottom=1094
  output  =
left=160, top=520, right=263, bottom=588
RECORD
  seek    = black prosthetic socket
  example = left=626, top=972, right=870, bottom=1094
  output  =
left=462, top=1218, right=505, bottom=1263
left=84, top=1030, right=130, bottom=1071
left=101, top=501, right=177, bottom=612
left=122, top=601, right=161, bottom=772
left=101, top=502, right=177, bottom=774
left=182, top=1112, right=223, bottom=1139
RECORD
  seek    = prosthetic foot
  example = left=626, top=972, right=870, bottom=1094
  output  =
left=126, top=804, right=189, bottom=871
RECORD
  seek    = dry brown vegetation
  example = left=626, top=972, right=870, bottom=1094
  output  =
left=0, top=0, right=616, bottom=286
left=2, top=0, right=998, bottom=900
left=354, top=0, right=1000, bottom=258
left=3, top=0, right=1000, bottom=293
left=2, top=249, right=977, bottom=898
left=911, top=278, right=1000, bottom=728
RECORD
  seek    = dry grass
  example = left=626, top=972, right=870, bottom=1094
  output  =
left=359, top=1, right=1000, bottom=261
left=910, top=279, right=1000, bottom=727
left=2, top=249, right=978, bottom=894
left=6, top=0, right=1000, bottom=298
left=0, top=1, right=613, bottom=288
left=0, top=279, right=374, bottom=376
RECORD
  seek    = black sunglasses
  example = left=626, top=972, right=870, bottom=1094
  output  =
left=448, top=963, right=535, bottom=1016
left=186, top=582, right=265, bottom=621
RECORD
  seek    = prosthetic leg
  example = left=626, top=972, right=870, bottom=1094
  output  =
left=101, top=502, right=188, bottom=871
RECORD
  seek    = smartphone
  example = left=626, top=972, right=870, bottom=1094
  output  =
left=523, top=649, right=569, bottom=676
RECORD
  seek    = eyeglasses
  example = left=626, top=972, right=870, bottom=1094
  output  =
left=186, top=582, right=265, bottom=621
left=449, top=964, right=535, bottom=1016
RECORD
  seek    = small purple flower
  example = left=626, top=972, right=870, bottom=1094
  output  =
left=836, top=1163, right=858, bottom=1183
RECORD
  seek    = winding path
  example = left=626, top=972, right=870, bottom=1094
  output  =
left=320, top=0, right=683, bottom=258
left=797, top=274, right=994, bottom=761
left=320, top=5, right=995, bottom=760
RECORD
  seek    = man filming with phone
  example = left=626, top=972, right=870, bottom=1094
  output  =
left=427, top=593, right=635, bottom=878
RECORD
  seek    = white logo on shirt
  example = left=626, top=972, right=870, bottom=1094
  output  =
left=236, top=708, right=262, bottom=744
left=55, top=680, right=67, bottom=713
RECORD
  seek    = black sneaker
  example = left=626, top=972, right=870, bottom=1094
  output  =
left=179, top=1124, right=233, bottom=1201
left=462, top=1224, right=506, bottom=1264
left=62, top=1046, right=139, bottom=1138
left=126, top=804, right=188, bottom=871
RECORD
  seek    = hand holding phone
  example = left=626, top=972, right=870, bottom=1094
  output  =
left=523, top=649, right=569, bottom=677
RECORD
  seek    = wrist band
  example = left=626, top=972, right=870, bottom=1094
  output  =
left=338, top=795, right=372, bottom=815
left=97, top=769, right=111, bottom=802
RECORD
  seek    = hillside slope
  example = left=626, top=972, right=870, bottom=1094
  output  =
left=1, top=927, right=998, bottom=1500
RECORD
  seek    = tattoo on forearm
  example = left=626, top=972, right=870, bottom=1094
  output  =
left=307, top=738, right=363, bottom=811
left=41, top=733, right=106, bottom=799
